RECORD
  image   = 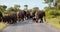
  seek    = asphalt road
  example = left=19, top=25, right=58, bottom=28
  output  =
left=2, top=19, right=60, bottom=32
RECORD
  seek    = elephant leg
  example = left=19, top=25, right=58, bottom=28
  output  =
left=36, top=18, right=38, bottom=23
left=18, top=18, right=21, bottom=21
left=8, top=20, right=11, bottom=24
left=9, top=20, right=13, bottom=24
left=36, top=20, right=38, bottom=23
left=10, top=19, right=16, bottom=24
left=40, top=18, right=43, bottom=23
left=14, top=19, right=17, bottom=24
left=32, top=17, right=36, bottom=22
left=21, top=18, right=24, bottom=21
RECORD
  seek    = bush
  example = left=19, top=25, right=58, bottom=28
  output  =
left=45, top=10, right=60, bottom=18
left=49, top=10, right=60, bottom=16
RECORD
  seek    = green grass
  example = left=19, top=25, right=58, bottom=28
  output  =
left=46, top=18, right=60, bottom=30
left=0, top=23, right=8, bottom=30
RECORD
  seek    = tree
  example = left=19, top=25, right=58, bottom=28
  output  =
left=14, top=4, right=20, bottom=9
left=32, top=7, right=39, bottom=12
left=7, top=7, right=14, bottom=11
left=24, top=4, right=28, bottom=10
left=7, top=4, right=21, bottom=14
left=0, top=5, right=7, bottom=12
left=14, top=4, right=20, bottom=11
left=44, top=0, right=60, bottom=10
left=55, top=0, right=60, bottom=9
left=44, top=0, right=54, bottom=8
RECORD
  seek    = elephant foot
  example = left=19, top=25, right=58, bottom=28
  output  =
left=40, top=21, right=43, bottom=23
left=36, top=21, right=38, bottom=23
left=40, top=21, right=41, bottom=23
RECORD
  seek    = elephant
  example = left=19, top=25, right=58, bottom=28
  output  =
left=32, top=11, right=46, bottom=23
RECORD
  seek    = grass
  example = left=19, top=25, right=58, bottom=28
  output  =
left=0, top=22, right=8, bottom=30
left=46, top=18, right=60, bottom=30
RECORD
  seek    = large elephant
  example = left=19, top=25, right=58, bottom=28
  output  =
left=2, top=10, right=26, bottom=24
left=33, top=11, right=46, bottom=23
left=17, top=11, right=26, bottom=21
left=2, top=13, right=17, bottom=24
left=2, top=15, right=11, bottom=24
left=21, top=10, right=31, bottom=20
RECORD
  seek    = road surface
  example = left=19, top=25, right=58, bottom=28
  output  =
left=2, top=19, right=60, bottom=32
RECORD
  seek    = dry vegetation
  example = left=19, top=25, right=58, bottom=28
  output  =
left=0, top=22, right=8, bottom=30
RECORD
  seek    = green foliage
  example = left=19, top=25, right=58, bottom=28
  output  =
left=0, top=4, right=21, bottom=15
left=44, top=0, right=53, bottom=3
left=14, top=4, right=20, bottom=11
left=31, top=7, right=39, bottom=12
left=44, top=0, right=54, bottom=8
left=50, top=10, right=60, bottom=16
left=45, top=10, right=60, bottom=18
left=44, top=0, right=60, bottom=10
left=6, top=4, right=20, bottom=14
left=0, top=5, right=7, bottom=12
left=24, top=4, right=28, bottom=10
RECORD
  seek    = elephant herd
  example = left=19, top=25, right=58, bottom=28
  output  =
left=0, top=10, right=46, bottom=24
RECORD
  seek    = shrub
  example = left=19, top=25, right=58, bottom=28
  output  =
left=45, top=10, right=60, bottom=18
left=49, top=10, right=60, bottom=16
